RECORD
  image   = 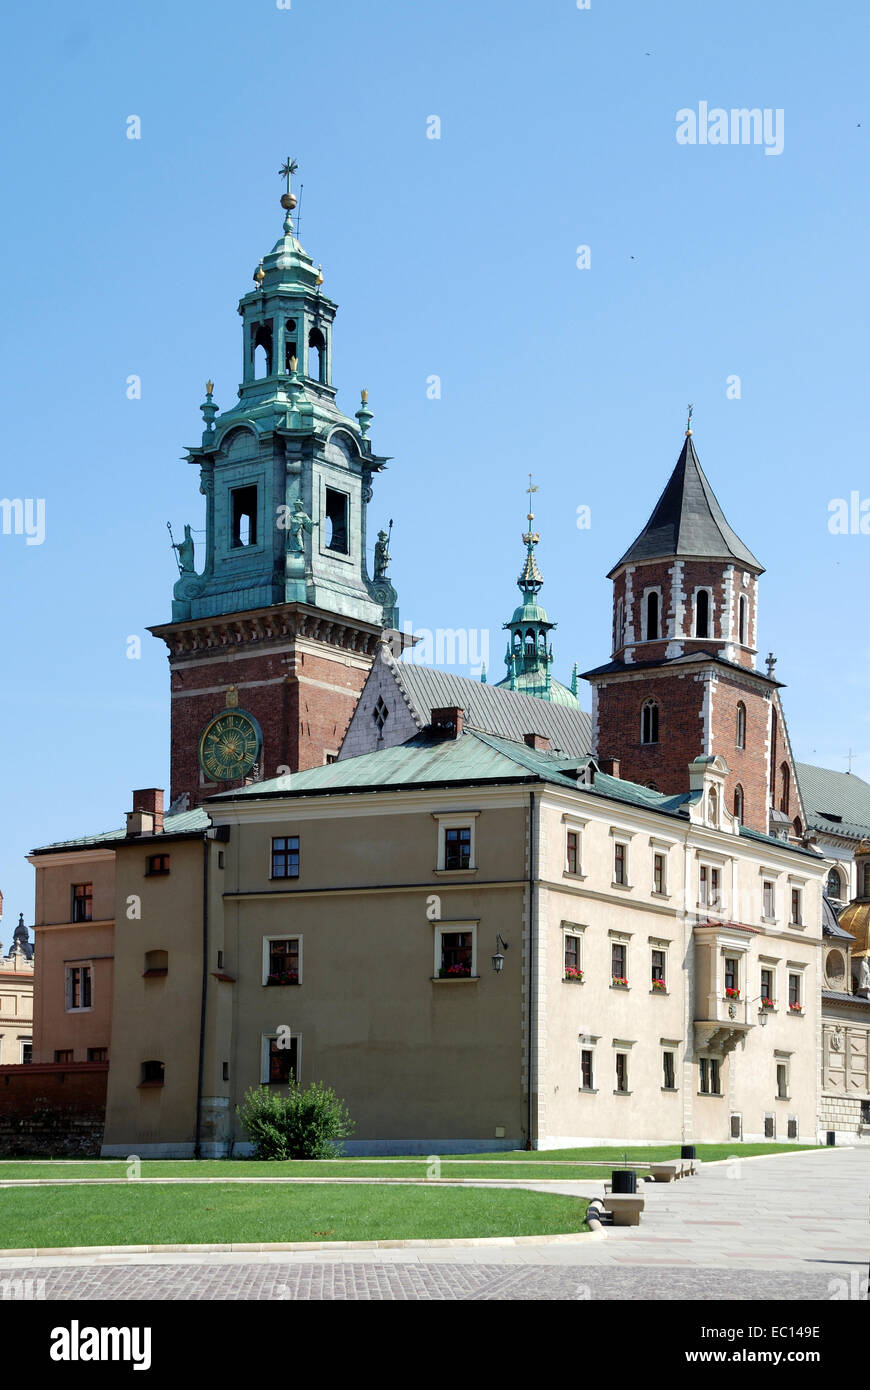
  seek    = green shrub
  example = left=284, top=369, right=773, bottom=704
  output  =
left=236, top=1081, right=355, bottom=1160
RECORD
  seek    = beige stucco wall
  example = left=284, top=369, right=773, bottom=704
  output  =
left=0, top=956, right=34, bottom=1065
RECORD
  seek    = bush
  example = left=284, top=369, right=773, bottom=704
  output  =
left=236, top=1081, right=355, bottom=1160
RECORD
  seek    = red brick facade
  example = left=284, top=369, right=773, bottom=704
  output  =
left=151, top=604, right=382, bottom=808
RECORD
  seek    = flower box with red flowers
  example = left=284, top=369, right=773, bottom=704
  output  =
left=563, top=966, right=584, bottom=983
left=439, top=964, right=472, bottom=978
left=724, top=987, right=741, bottom=999
left=651, top=978, right=667, bottom=992
left=266, top=972, right=299, bottom=986
left=611, top=976, right=629, bottom=988
left=788, top=1002, right=803, bottom=1013
left=761, top=997, right=776, bottom=1010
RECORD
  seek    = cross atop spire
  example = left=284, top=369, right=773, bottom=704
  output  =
left=685, top=403, right=693, bottom=436
left=522, top=473, right=539, bottom=546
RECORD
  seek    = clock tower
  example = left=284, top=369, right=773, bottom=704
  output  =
left=150, top=165, right=404, bottom=809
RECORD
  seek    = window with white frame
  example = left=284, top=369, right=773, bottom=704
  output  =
left=434, top=813, right=478, bottom=872
left=789, top=885, right=803, bottom=925
left=614, top=1050, right=630, bottom=1093
left=564, top=823, right=583, bottom=876
left=694, top=588, right=711, bottom=639
left=644, top=589, right=661, bottom=641
left=723, top=955, right=740, bottom=997
left=699, top=1056, right=722, bottom=1095
left=563, top=926, right=583, bottom=981
left=787, top=969, right=803, bottom=1012
left=662, top=1049, right=677, bottom=1090
left=738, top=594, right=748, bottom=645
left=261, top=1032, right=300, bottom=1086
left=611, top=938, right=629, bottom=986
left=262, top=935, right=302, bottom=986
left=762, top=878, right=776, bottom=920
left=699, top=863, right=722, bottom=910
left=760, top=966, right=776, bottom=1008
left=66, top=964, right=93, bottom=1012
left=433, top=921, right=477, bottom=979
left=776, top=1058, right=789, bottom=1099
left=653, top=851, right=666, bottom=895
left=650, top=946, right=667, bottom=991
left=579, top=1036, right=597, bottom=1091
left=612, top=837, right=629, bottom=886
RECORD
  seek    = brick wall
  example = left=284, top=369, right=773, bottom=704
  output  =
left=709, top=673, right=771, bottom=832
left=594, top=670, right=706, bottom=792
left=0, top=1063, right=107, bottom=1156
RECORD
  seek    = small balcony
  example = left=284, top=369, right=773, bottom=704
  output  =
left=694, top=993, right=753, bottom=1055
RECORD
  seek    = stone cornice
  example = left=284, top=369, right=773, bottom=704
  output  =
left=149, top=603, right=407, bottom=660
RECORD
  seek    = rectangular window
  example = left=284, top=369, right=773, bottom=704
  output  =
left=444, top=826, right=471, bottom=871
left=662, top=1051, right=676, bottom=1090
left=72, top=883, right=93, bottom=923
left=611, top=942, right=627, bottom=985
left=67, top=965, right=92, bottom=1011
left=580, top=1050, right=594, bottom=1091
left=788, top=972, right=802, bottom=1009
left=324, top=487, right=349, bottom=554
left=440, top=931, right=473, bottom=978
left=651, top=949, right=666, bottom=987
left=20, top=1041, right=32, bottom=1065
left=699, top=865, right=721, bottom=908
left=271, top=836, right=300, bottom=879
left=564, top=934, right=581, bottom=977
left=787, top=1118, right=798, bottom=1140
left=653, top=852, right=665, bottom=894
left=141, top=1060, right=165, bottom=1086
left=615, top=1053, right=629, bottom=1093
left=267, top=938, right=299, bottom=985
left=267, top=1035, right=298, bottom=1086
left=710, top=1059, right=721, bottom=1095
left=724, top=956, right=738, bottom=994
left=790, top=888, right=802, bottom=925
left=613, top=841, right=626, bottom=885
left=699, top=1058, right=709, bottom=1094
left=87, top=1047, right=109, bottom=1063
left=761, top=968, right=774, bottom=1006
left=776, top=1063, right=788, bottom=1099
left=566, top=829, right=580, bottom=875
left=763, top=880, right=775, bottom=918
left=146, top=854, right=170, bottom=876
left=764, top=1115, right=775, bottom=1139
left=231, top=485, right=258, bottom=547
left=54, top=1049, right=74, bottom=1064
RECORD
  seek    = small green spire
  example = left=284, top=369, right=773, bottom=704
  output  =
left=480, top=664, right=487, bottom=684
left=570, top=662, right=578, bottom=697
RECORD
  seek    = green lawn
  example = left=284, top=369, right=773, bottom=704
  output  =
left=0, top=1183, right=590, bottom=1249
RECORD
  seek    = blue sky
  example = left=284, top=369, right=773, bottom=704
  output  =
left=1, top=0, right=868, bottom=925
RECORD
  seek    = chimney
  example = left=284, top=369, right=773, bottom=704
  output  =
left=430, top=707, right=464, bottom=739
left=128, top=788, right=165, bottom=836
left=524, top=732, right=551, bottom=752
left=598, top=758, right=620, bottom=778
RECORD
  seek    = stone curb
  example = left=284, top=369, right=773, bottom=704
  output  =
left=0, top=1227, right=603, bottom=1259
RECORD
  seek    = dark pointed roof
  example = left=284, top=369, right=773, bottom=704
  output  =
left=608, top=434, right=763, bottom=577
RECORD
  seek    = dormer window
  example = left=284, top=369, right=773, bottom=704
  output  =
left=708, top=787, right=718, bottom=825
left=641, top=698, right=659, bottom=744
left=695, top=589, right=710, bottom=639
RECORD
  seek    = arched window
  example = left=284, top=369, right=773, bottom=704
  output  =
left=615, top=598, right=624, bottom=652
left=695, top=589, right=710, bottom=639
left=645, top=591, right=659, bottom=641
left=524, top=628, right=536, bottom=658
left=308, top=326, right=325, bottom=382
left=769, top=709, right=778, bottom=798
left=792, top=817, right=803, bottom=838
left=252, top=322, right=273, bottom=378
left=708, top=788, right=718, bottom=825
left=779, top=762, right=790, bottom=814
left=738, top=595, right=748, bottom=646
left=641, top=698, right=659, bottom=744
left=733, top=784, right=744, bottom=825
left=826, top=867, right=842, bottom=899
left=735, top=702, right=746, bottom=750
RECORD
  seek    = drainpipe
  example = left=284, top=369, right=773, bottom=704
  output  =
left=527, top=790, right=536, bottom=1149
left=194, top=833, right=210, bottom=1159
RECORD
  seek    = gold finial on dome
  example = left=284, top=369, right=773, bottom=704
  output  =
left=315, top=263, right=324, bottom=287
left=685, top=403, right=694, bottom=436
left=254, top=259, right=265, bottom=288
left=361, top=389, right=368, bottom=405
left=205, top=379, right=214, bottom=397
left=279, top=157, right=299, bottom=212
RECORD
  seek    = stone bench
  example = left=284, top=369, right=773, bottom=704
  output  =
left=647, top=1162, right=683, bottom=1182
left=601, top=1194, right=645, bottom=1226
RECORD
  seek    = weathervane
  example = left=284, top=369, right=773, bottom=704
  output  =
left=279, top=157, right=299, bottom=221
left=523, top=473, right=539, bottom=545
left=686, top=403, right=694, bottom=436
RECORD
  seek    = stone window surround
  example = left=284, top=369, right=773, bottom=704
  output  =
left=609, top=929, right=632, bottom=988
left=640, top=584, right=664, bottom=642
left=613, top=1039, right=635, bottom=1096
left=786, top=961, right=806, bottom=1013
left=760, top=867, right=780, bottom=924
left=610, top=827, right=634, bottom=889
left=432, top=919, right=479, bottom=981
left=649, top=835, right=676, bottom=897
left=561, top=921, right=586, bottom=978
left=698, top=1054, right=724, bottom=1097
left=432, top=811, right=480, bottom=874
left=65, top=960, right=94, bottom=1014
left=562, top=813, right=588, bottom=879
left=774, top=1050, right=792, bottom=1101
left=649, top=936, right=670, bottom=993
left=578, top=1032, right=600, bottom=1093
left=697, top=852, right=727, bottom=913
left=661, top=1039, right=680, bottom=1091
left=787, top=873, right=808, bottom=929
left=261, top=933, right=303, bottom=987
left=260, top=1031, right=301, bottom=1086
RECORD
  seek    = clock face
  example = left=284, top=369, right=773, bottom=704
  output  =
left=198, top=709, right=262, bottom=782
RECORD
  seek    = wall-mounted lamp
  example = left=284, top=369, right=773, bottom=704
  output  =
left=748, top=995, right=770, bottom=1027
left=491, top=934, right=510, bottom=973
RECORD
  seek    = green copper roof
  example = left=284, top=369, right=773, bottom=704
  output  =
left=496, top=514, right=580, bottom=709
left=31, top=808, right=210, bottom=855
left=795, top=762, right=870, bottom=843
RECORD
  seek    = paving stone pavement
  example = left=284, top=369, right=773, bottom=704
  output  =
left=0, top=1148, right=866, bottom=1300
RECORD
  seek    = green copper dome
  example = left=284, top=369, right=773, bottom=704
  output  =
left=495, top=483, right=581, bottom=709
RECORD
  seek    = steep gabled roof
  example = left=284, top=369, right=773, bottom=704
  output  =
left=391, top=655, right=591, bottom=753
left=609, top=434, right=763, bottom=577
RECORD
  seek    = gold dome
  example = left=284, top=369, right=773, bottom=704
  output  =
left=838, top=900, right=870, bottom=957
